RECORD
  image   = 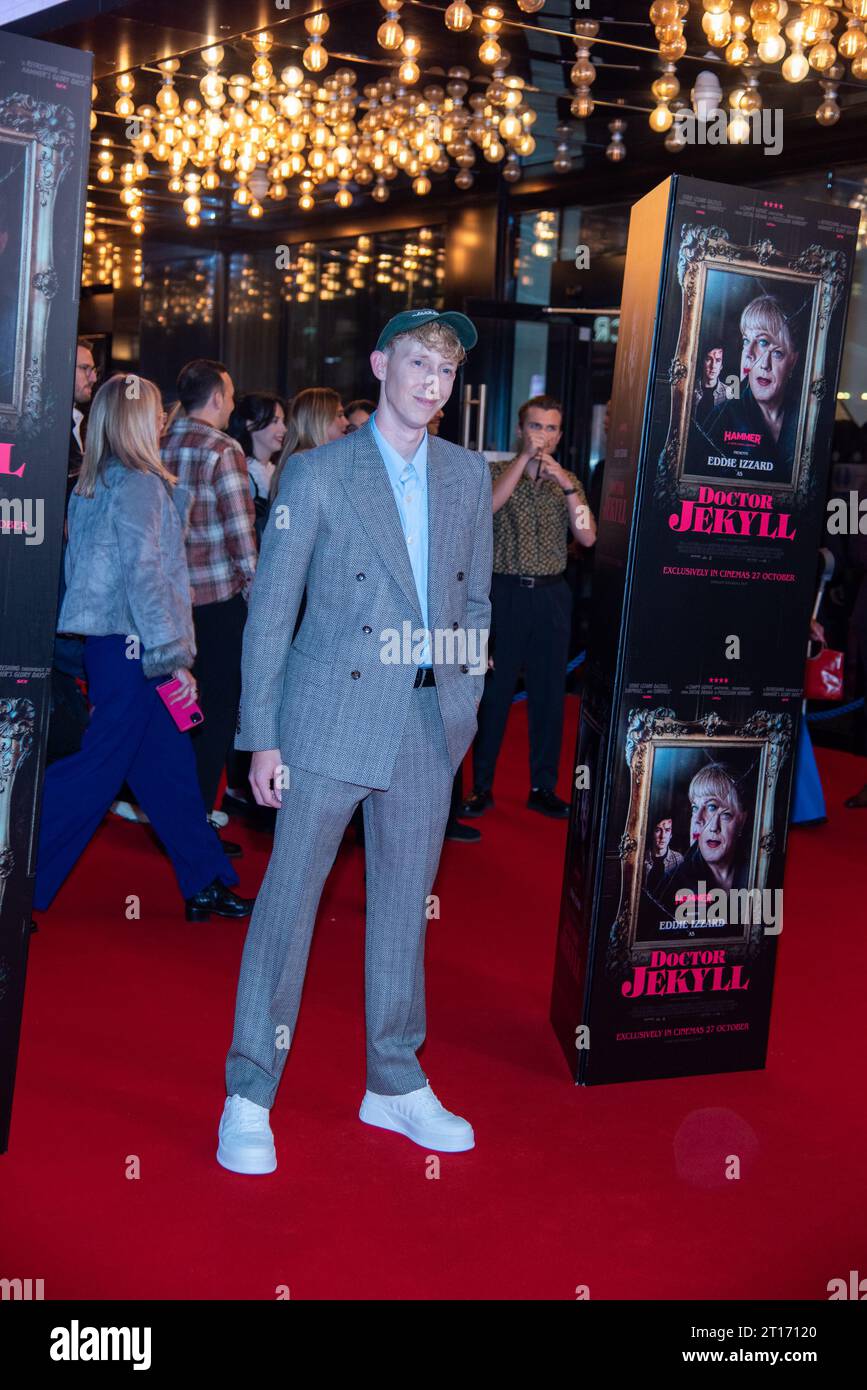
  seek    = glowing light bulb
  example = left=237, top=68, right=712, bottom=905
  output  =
left=649, top=103, right=673, bottom=132
left=782, top=49, right=809, bottom=80
left=728, top=111, right=750, bottom=141
left=378, top=18, right=404, bottom=49
left=303, top=40, right=328, bottom=73
left=757, top=33, right=786, bottom=62
left=445, top=1, right=474, bottom=31
left=725, top=37, right=749, bottom=63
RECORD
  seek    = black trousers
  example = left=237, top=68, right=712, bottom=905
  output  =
left=46, top=668, right=90, bottom=765
left=191, top=590, right=247, bottom=813
left=472, top=573, right=571, bottom=794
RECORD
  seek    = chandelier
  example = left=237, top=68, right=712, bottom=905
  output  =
left=641, top=0, right=867, bottom=141
left=89, top=15, right=543, bottom=239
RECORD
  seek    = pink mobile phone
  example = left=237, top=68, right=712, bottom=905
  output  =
left=156, top=677, right=205, bottom=732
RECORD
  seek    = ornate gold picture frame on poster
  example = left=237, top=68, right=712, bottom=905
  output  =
left=606, top=707, right=792, bottom=975
left=658, top=224, right=849, bottom=507
left=0, top=694, right=36, bottom=917
left=0, top=93, right=75, bottom=436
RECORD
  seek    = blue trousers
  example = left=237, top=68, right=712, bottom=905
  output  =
left=34, top=635, right=238, bottom=909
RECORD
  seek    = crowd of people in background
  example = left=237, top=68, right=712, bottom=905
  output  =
left=35, top=332, right=867, bottom=926
left=36, top=336, right=601, bottom=922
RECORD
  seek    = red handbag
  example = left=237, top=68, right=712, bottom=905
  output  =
left=804, top=640, right=844, bottom=701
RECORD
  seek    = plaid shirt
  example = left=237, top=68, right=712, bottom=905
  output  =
left=161, top=416, right=257, bottom=607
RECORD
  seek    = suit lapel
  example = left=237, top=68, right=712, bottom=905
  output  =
left=426, top=435, right=459, bottom=632
left=342, top=423, right=423, bottom=619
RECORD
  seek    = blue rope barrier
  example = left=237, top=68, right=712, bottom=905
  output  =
left=511, top=649, right=586, bottom=703
left=806, top=697, right=865, bottom=722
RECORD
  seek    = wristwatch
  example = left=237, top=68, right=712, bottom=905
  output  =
left=562, top=487, right=577, bottom=497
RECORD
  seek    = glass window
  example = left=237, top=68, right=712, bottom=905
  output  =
left=280, top=226, right=445, bottom=401
left=514, top=209, right=558, bottom=304
left=140, top=252, right=220, bottom=396
left=225, top=252, right=282, bottom=394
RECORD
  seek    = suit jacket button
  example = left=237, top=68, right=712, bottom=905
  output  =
left=460, top=664, right=469, bottom=674
left=456, top=571, right=464, bottom=580
left=452, top=621, right=459, bottom=630
left=356, top=572, right=365, bottom=581
left=351, top=670, right=361, bottom=679
left=362, top=625, right=372, bottom=634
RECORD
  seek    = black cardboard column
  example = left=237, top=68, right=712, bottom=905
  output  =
left=551, top=175, right=858, bottom=1085
left=0, top=30, right=92, bottom=1151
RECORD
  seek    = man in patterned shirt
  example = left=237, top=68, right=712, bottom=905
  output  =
left=461, top=394, right=596, bottom=820
left=162, top=360, right=257, bottom=834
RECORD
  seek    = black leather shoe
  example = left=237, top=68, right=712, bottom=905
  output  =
left=444, top=818, right=482, bottom=843
left=206, top=817, right=243, bottom=858
left=221, top=789, right=254, bottom=818
left=527, top=788, right=569, bottom=819
left=185, top=879, right=255, bottom=922
left=459, top=788, right=494, bottom=817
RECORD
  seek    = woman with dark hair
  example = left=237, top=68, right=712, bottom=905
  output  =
left=227, top=393, right=287, bottom=547
left=345, top=398, right=376, bottom=432
left=33, top=374, right=254, bottom=923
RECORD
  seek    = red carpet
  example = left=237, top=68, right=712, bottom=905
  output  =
left=4, top=698, right=867, bottom=1300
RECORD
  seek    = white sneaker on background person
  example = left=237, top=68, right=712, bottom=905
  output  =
left=359, top=1082, right=475, bottom=1152
left=217, top=1095, right=277, bottom=1174
left=208, top=809, right=229, bottom=829
left=110, top=799, right=150, bottom=824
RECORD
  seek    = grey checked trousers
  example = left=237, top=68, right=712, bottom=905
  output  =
left=225, top=687, right=455, bottom=1105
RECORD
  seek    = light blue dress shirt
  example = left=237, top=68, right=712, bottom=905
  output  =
left=370, top=413, right=431, bottom=666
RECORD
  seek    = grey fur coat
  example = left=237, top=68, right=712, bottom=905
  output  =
left=58, top=458, right=196, bottom=679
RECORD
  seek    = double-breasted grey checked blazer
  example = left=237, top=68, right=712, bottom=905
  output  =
left=235, top=419, right=493, bottom=790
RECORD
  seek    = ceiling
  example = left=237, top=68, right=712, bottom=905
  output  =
left=8, top=0, right=867, bottom=248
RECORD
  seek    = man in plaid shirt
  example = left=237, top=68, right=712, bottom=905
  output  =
left=162, top=360, right=257, bottom=839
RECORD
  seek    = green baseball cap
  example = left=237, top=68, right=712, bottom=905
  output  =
left=375, top=308, right=478, bottom=353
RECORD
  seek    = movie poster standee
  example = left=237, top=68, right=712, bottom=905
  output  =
left=0, top=31, right=93, bottom=1150
left=551, top=175, right=858, bottom=1085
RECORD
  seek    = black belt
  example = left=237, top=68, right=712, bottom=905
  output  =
left=495, top=572, right=564, bottom=588
left=413, top=667, right=436, bottom=688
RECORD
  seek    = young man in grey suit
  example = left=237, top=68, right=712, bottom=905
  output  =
left=218, top=310, right=492, bottom=1173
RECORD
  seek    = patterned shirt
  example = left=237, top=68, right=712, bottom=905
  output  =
left=490, top=457, right=587, bottom=576
left=161, top=416, right=257, bottom=607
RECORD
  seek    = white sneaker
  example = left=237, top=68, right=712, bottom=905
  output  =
left=208, top=810, right=229, bottom=829
left=110, top=799, right=150, bottom=824
left=217, top=1094, right=277, bottom=1174
left=359, top=1081, right=475, bottom=1152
